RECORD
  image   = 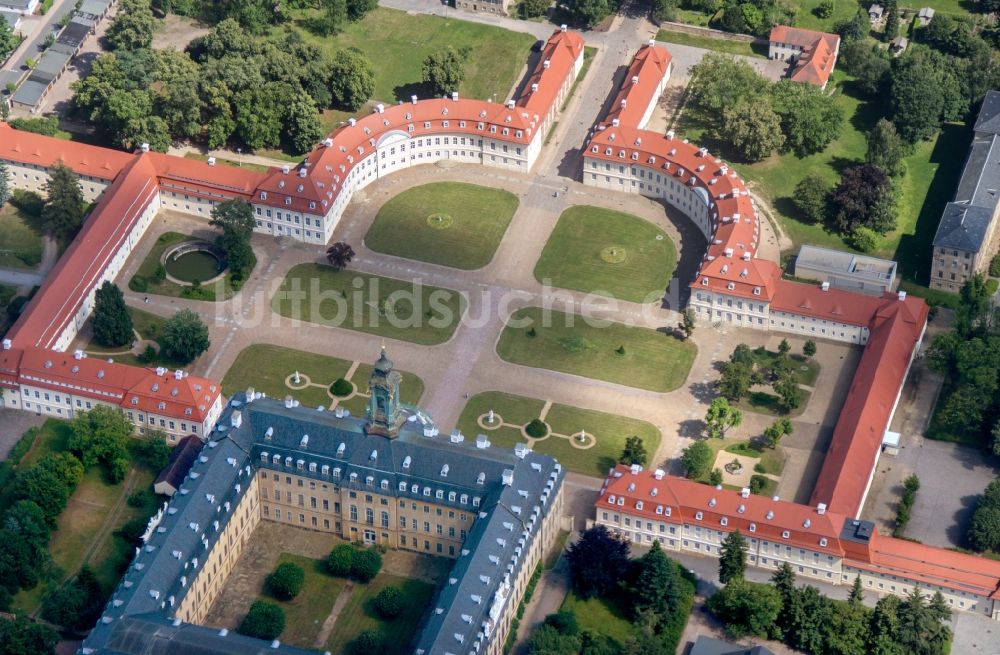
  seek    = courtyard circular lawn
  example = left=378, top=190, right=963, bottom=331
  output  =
left=365, top=182, right=519, bottom=270
left=533, top=206, right=677, bottom=303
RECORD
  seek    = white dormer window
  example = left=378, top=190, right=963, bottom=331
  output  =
left=749, top=523, right=756, bottom=533
left=608, top=495, right=616, bottom=504
left=260, top=192, right=267, bottom=200
left=820, top=537, right=828, bottom=547
left=753, top=287, right=761, bottom=296
left=284, top=198, right=291, bottom=205
left=782, top=530, right=790, bottom=539
left=636, top=501, right=643, bottom=510
left=720, top=517, right=728, bottom=527
left=695, top=511, right=703, bottom=520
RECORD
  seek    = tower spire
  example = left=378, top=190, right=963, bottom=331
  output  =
left=366, top=347, right=403, bottom=437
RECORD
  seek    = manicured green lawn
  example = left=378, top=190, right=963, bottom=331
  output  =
left=272, top=263, right=465, bottom=345
left=0, top=203, right=44, bottom=270
left=560, top=592, right=636, bottom=645
left=455, top=391, right=662, bottom=477
left=129, top=231, right=251, bottom=302
left=496, top=307, right=696, bottom=392
left=533, top=206, right=677, bottom=303
left=221, top=344, right=424, bottom=413
left=84, top=305, right=189, bottom=369
left=183, top=152, right=270, bottom=174
left=749, top=349, right=820, bottom=386
left=723, top=440, right=786, bottom=475
left=655, top=29, right=764, bottom=58
left=326, top=573, right=437, bottom=655
left=266, top=554, right=345, bottom=648
left=365, top=182, right=519, bottom=269
left=278, top=8, right=535, bottom=107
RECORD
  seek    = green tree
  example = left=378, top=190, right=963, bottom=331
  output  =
left=706, top=579, right=782, bottom=639
left=688, top=54, right=769, bottom=118
left=284, top=90, right=325, bottom=155
left=763, top=417, right=793, bottom=448
left=897, top=587, right=951, bottom=655
left=519, top=0, right=551, bottom=17
left=720, top=100, right=785, bottom=162
left=883, top=0, right=899, bottom=40
left=543, top=611, right=579, bottom=636
left=619, top=435, right=648, bottom=467
left=106, top=0, right=156, bottom=51
left=0, top=615, right=59, bottom=655
left=835, top=6, right=870, bottom=42
left=566, top=525, right=630, bottom=599
left=327, top=544, right=356, bottom=577
left=326, top=241, right=356, bottom=271
left=840, top=40, right=890, bottom=97
left=69, top=405, right=132, bottom=481
left=92, top=282, right=134, bottom=348
left=831, top=164, right=896, bottom=234
left=803, top=340, right=817, bottom=357
left=238, top=600, right=285, bottom=640
left=526, top=625, right=582, bottom=655
left=202, top=80, right=236, bottom=149
left=849, top=575, right=865, bottom=604
left=0, top=162, right=10, bottom=207
left=704, top=397, right=742, bottom=438
left=13, top=466, right=71, bottom=526
left=41, top=163, right=86, bottom=240
left=151, top=49, right=203, bottom=139
left=681, top=440, right=712, bottom=479
left=210, top=198, right=256, bottom=279
left=160, top=308, right=210, bottom=364
left=778, top=338, right=791, bottom=356
left=867, top=595, right=903, bottom=655
left=709, top=467, right=724, bottom=486
left=351, top=548, right=382, bottom=582
left=329, top=48, right=375, bottom=111
left=104, top=88, right=172, bottom=152
left=565, top=0, right=612, bottom=26
left=681, top=308, right=696, bottom=339
left=266, top=562, right=305, bottom=600
left=851, top=226, right=879, bottom=253
left=40, top=565, right=103, bottom=631
left=718, top=530, right=747, bottom=584
left=373, top=586, right=402, bottom=619
left=422, top=47, right=467, bottom=96
left=890, top=52, right=946, bottom=143
left=773, top=370, right=803, bottom=411
left=629, top=542, right=680, bottom=618
left=866, top=118, right=907, bottom=177
left=133, top=431, right=171, bottom=471
left=0, top=18, right=18, bottom=61
left=815, top=0, right=833, bottom=17
left=793, top=174, right=831, bottom=224
left=785, top=585, right=834, bottom=653
left=346, top=0, right=378, bottom=20
left=771, top=80, right=844, bottom=156
left=313, top=0, right=348, bottom=35
left=234, top=84, right=286, bottom=150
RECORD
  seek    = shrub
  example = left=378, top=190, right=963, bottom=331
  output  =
left=330, top=378, right=353, bottom=397
left=10, top=188, right=45, bottom=217
left=525, top=418, right=549, bottom=438
left=327, top=544, right=356, bottom=577
left=152, top=263, right=166, bottom=283
left=127, top=489, right=154, bottom=509
left=138, top=345, right=157, bottom=364
left=350, top=629, right=381, bottom=655
left=238, top=600, right=285, bottom=640
left=267, top=562, right=305, bottom=600
left=373, top=586, right=402, bottom=619
left=709, top=468, right=723, bottom=486
left=990, top=252, right=1000, bottom=277
left=749, top=474, right=767, bottom=494
left=351, top=548, right=382, bottom=582
left=129, top=275, right=148, bottom=292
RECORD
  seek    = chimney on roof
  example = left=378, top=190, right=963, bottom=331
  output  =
left=740, top=487, right=750, bottom=498
left=620, top=99, right=627, bottom=109
left=451, top=91, right=458, bottom=101
left=666, top=129, right=674, bottom=140
left=543, top=59, right=550, bottom=69
left=821, top=281, right=830, bottom=291
left=375, top=103, right=385, bottom=113
left=73, top=350, right=83, bottom=360
left=654, top=468, right=664, bottom=480
left=174, top=369, right=182, bottom=380
left=612, top=118, right=620, bottom=127
left=531, top=83, right=538, bottom=92
left=140, top=143, right=150, bottom=153
left=817, top=502, right=827, bottom=515
left=322, top=138, right=333, bottom=147
left=629, top=463, right=640, bottom=475
left=648, top=38, right=655, bottom=47
left=631, top=75, right=638, bottom=85
left=298, top=168, right=307, bottom=178
left=506, top=99, right=515, bottom=109
left=347, top=118, right=356, bottom=127
left=560, top=23, right=567, bottom=31
left=897, top=290, right=907, bottom=301
left=410, top=95, right=418, bottom=105
left=155, top=366, right=166, bottom=376
left=1, top=339, right=9, bottom=351
left=281, top=165, right=289, bottom=175
left=207, top=157, right=216, bottom=166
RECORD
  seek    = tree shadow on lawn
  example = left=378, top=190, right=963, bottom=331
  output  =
left=393, top=81, right=435, bottom=104
left=893, top=122, right=971, bottom=285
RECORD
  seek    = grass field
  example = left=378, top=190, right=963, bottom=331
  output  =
left=560, top=592, right=636, bottom=645
left=271, top=263, right=465, bottom=345
left=277, top=8, right=534, bottom=111
left=496, top=307, right=696, bottom=392
left=365, top=182, right=519, bottom=269
left=533, top=206, right=677, bottom=303
left=266, top=554, right=345, bottom=648
left=0, top=203, right=44, bottom=270
left=184, top=152, right=271, bottom=174
left=129, top=231, right=251, bottom=302
left=655, top=29, right=765, bottom=57
left=221, top=344, right=424, bottom=414
left=84, top=305, right=188, bottom=368
left=326, top=573, right=437, bottom=655
left=455, top=391, right=662, bottom=477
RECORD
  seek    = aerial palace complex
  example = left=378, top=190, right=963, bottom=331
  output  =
left=0, top=26, right=997, bottom=655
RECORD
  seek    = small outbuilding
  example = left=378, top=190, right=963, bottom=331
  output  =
left=153, top=435, right=204, bottom=497
left=917, top=6, right=935, bottom=26
left=890, top=36, right=909, bottom=55
left=869, top=3, right=884, bottom=23
left=690, top=636, right=777, bottom=655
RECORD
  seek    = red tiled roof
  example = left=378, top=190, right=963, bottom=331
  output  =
left=768, top=26, right=840, bottom=88
left=600, top=465, right=847, bottom=556
left=864, top=532, right=1000, bottom=598
left=600, top=43, right=671, bottom=130
left=810, top=294, right=928, bottom=516
left=770, top=278, right=885, bottom=325
left=517, top=28, right=585, bottom=117
left=0, top=123, right=134, bottom=181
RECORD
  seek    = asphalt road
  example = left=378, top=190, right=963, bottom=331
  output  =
left=0, top=0, right=77, bottom=91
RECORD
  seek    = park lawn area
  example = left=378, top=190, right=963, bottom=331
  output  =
left=735, top=388, right=811, bottom=418
left=269, top=554, right=345, bottom=648
left=365, top=182, right=519, bottom=269
left=129, top=231, right=252, bottom=302
left=723, top=440, right=786, bottom=475
left=271, top=263, right=465, bottom=345
left=221, top=344, right=424, bottom=412
left=279, top=8, right=534, bottom=105
left=0, top=203, right=44, bottom=270
left=496, top=307, right=696, bottom=392
left=560, top=592, right=636, bottom=645
left=655, top=29, right=763, bottom=57
left=749, top=348, right=820, bottom=386
left=533, top=206, right=677, bottom=303
left=455, top=391, right=662, bottom=477
left=325, top=573, right=437, bottom=655
left=184, top=152, right=270, bottom=174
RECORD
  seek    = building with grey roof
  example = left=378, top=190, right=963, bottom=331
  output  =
left=931, top=90, right=1000, bottom=292
left=80, top=350, right=566, bottom=655
left=793, top=244, right=896, bottom=295
left=0, top=0, right=38, bottom=15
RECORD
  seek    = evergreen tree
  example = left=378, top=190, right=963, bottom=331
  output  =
left=42, top=163, right=86, bottom=240
left=91, top=282, right=134, bottom=348
left=160, top=309, right=210, bottom=364
left=209, top=199, right=256, bottom=280
left=718, top=530, right=747, bottom=584
left=849, top=574, right=864, bottom=604
left=867, top=595, right=903, bottom=655
left=619, top=435, right=648, bottom=467
left=629, top=542, right=680, bottom=618
left=0, top=161, right=10, bottom=206
left=566, top=526, right=630, bottom=599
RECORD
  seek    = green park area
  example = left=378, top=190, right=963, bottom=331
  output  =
left=183, top=152, right=270, bottom=174
left=221, top=344, right=424, bottom=415
left=0, top=202, right=45, bottom=271
left=83, top=304, right=188, bottom=369
left=496, top=307, right=696, bottom=392
left=325, top=573, right=436, bottom=655
left=128, top=232, right=253, bottom=302
left=534, top=206, right=677, bottom=303
left=251, top=554, right=347, bottom=649
left=655, top=29, right=765, bottom=57
left=455, top=391, right=662, bottom=477
left=365, top=182, right=519, bottom=269
left=271, top=263, right=466, bottom=345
